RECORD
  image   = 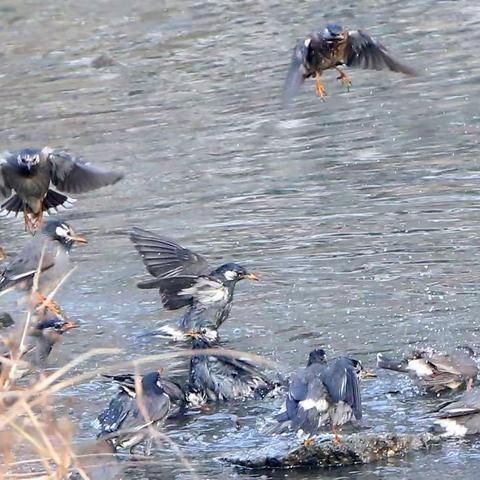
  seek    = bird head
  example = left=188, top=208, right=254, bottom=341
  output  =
left=32, top=314, right=78, bottom=342
left=185, top=326, right=219, bottom=345
left=16, top=149, right=41, bottom=172
left=42, top=220, right=88, bottom=249
left=324, top=23, right=345, bottom=41
left=349, top=358, right=377, bottom=379
left=212, top=263, right=259, bottom=284
left=142, top=371, right=166, bottom=394
left=307, top=348, right=327, bottom=366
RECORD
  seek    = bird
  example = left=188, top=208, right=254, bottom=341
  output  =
left=283, top=23, right=416, bottom=104
left=0, top=219, right=87, bottom=313
left=0, top=311, right=77, bottom=381
left=130, top=227, right=258, bottom=339
left=377, top=346, right=478, bottom=394
left=186, top=326, right=275, bottom=403
left=0, top=147, right=123, bottom=232
left=96, top=370, right=178, bottom=455
left=274, top=348, right=366, bottom=443
left=432, top=387, right=480, bottom=437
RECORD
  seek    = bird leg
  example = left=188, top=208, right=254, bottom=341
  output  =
left=23, top=208, right=35, bottom=234
left=332, top=425, right=342, bottom=444
left=31, top=291, right=62, bottom=316
left=303, top=437, right=315, bottom=447
left=335, top=67, right=352, bottom=91
left=32, top=210, right=44, bottom=231
left=314, top=71, right=327, bottom=100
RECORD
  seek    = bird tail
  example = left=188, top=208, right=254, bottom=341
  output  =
left=0, top=194, right=24, bottom=218
left=376, top=353, right=408, bottom=372
left=42, top=189, right=76, bottom=213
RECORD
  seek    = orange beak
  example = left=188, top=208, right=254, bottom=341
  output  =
left=245, top=272, right=259, bottom=281
left=61, top=320, right=78, bottom=332
left=71, top=235, right=88, bottom=244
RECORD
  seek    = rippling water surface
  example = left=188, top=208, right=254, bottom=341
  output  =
left=1, top=0, right=480, bottom=478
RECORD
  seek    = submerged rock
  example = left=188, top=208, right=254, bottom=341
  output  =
left=0, top=312, right=14, bottom=329
left=222, top=432, right=441, bottom=470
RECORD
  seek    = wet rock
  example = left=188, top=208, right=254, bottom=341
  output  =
left=91, top=54, right=116, bottom=69
left=222, top=432, right=441, bottom=470
left=0, top=312, right=14, bottom=329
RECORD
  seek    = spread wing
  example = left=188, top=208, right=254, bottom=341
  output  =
left=130, top=227, right=211, bottom=279
left=430, top=353, right=478, bottom=378
left=97, top=392, right=133, bottom=436
left=0, top=152, right=14, bottom=198
left=283, top=38, right=310, bottom=105
left=345, top=30, right=417, bottom=75
left=0, top=237, right=56, bottom=291
left=323, top=358, right=362, bottom=420
left=120, top=392, right=171, bottom=432
left=46, top=148, right=123, bottom=194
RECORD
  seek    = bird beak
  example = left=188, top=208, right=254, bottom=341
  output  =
left=70, top=235, right=88, bottom=244
left=360, top=368, right=377, bottom=379
left=61, top=320, right=78, bottom=332
left=157, top=367, right=165, bottom=375
left=245, top=272, right=259, bottom=281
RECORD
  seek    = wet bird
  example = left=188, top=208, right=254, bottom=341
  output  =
left=0, top=219, right=87, bottom=312
left=377, top=346, right=478, bottom=394
left=130, top=227, right=258, bottom=339
left=0, top=147, right=123, bottom=232
left=96, top=370, right=179, bottom=455
left=284, top=23, right=416, bottom=103
left=432, top=387, right=480, bottom=437
left=274, top=349, right=366, bottom=443
left=186, top=326, right=275, bottom=403
left=0, top=311, right=77, bottom=381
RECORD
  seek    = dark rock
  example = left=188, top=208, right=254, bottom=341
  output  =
left=222, top=432, right=441, bottom=470
left=0, top=312, right=14, bottom=329
left=91, top=54, right=116, bottom=69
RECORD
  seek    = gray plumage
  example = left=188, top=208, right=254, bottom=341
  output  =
left=433, top=387, right=480, bottom=436
left=188, top=328, right=274, bottom=403
left=377, top=346, right=478, bottom=394
left=130, top=228, right=258, bottom=337
left=0, top=219, right=86, bottom=298
left=0, top=147, right=123, bottom=228
left=275, top=349, right=362, bottom=436
left=97, top=371, right=173, bottom=454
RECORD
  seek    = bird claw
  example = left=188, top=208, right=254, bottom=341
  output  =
left=315, top=72, right=327, bottom=101
left=303, top=438, right=315, bottom=447
left=336, top=69, right=352, bottom=92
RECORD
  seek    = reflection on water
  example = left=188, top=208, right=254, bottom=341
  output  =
left=1, top=0, right=480, bottom=478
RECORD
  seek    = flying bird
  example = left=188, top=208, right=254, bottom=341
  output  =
left=130, top=227, right=258, bottom=339
left=284, top=23, right=416, bottom=104
left=377, top=346, right=478, bottom=394
left=0, top=147, right=123, bottom=232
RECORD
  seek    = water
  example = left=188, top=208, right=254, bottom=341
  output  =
left=1, top=0, right=480, bottom=478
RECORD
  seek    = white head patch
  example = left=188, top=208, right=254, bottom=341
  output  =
left=55, top=224, right=70, bottom=238
left=224, top=270, right=238, bottom=281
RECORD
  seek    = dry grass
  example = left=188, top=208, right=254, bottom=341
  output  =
left=0, top=266, right=276, bottom=479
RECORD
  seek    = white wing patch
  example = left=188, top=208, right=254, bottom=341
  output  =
left=299, top=398, right=329, bottom=412
left=179, top=277, right=228, bottom=305
left=407, top=359, right=434, bottom=377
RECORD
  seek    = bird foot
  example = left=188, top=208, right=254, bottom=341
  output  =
left=335, top=68, right=352, bottom=91
left=23, top=209, right=42, bottom=234
left=333, top=434, right=342, bottom=445
left=315, top=72, right=327, bottom=100
left=303, top=437, right=315, bottom=447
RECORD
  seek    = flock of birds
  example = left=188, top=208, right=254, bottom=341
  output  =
left=1, top=23, right=480, bottom=462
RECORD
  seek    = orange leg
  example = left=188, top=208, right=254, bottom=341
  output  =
left=315, top=71, right=327, bottom=100
left=32, top=210, right=44, bottom=231
left=303, top=437, right=315, bottom=447
left=335, top=67, right=352, bottom=91
left=23, top=208, right=35, bottom=233
left=332, top=425, right=341, bottom=444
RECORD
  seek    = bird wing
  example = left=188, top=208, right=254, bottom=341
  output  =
left=344, top=30, right=417, bottom=75
left=435, top=390, right=480, bottom=418
left=97, top=393, right=132, bottom=436
left=121, top=392, right=171, bottom=432
left=283, top=38, right=310, bottom=105
left=0, top=237, right=56, bottom=290
left=429, top=353, right=478, bottom=378
left=130, top=227, right=211, bottom=279
left=0, top=152, right=14, bottom=198
left=323, top=358, right=362, bottom=420
left=47, top=148, right=123, bottom=194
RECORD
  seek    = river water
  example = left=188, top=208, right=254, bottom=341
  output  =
left=1, top=0, right=480, bottom=478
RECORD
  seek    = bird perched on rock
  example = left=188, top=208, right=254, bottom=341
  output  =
left=130, top=227, right=258, bottom=339
left=0, top=219, right=87, bottom=313
left=96, top=370, right=180, bottom=455
left=283, top=23, right=416, bottom=103
left=274, top=349, right=369, bottom=443
left=432, top=387, right=480, bottom=437
left=0, top=147, right=123, bottom=232
left=0, top=311, right=77, bottom=381
left=377, top=346, right=478, bottom=394
left=186, top=326, right=275, bottom=403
